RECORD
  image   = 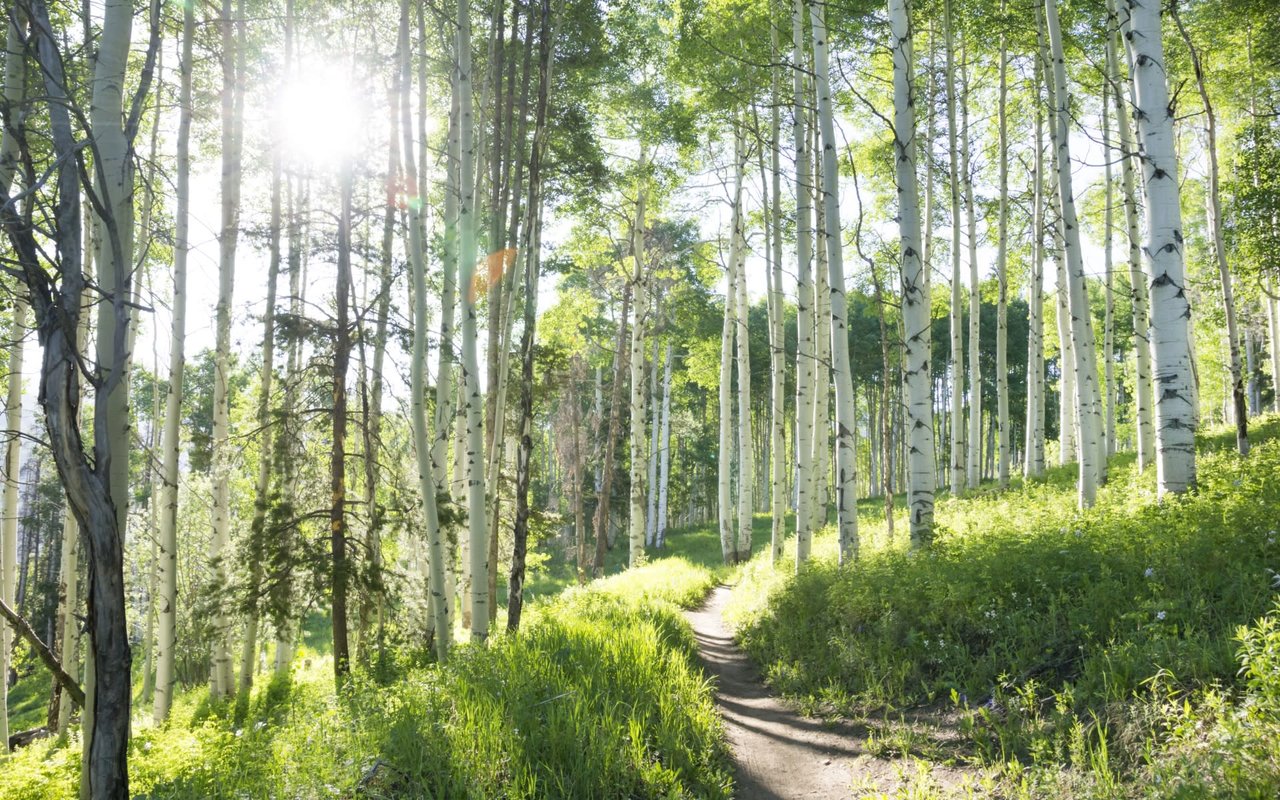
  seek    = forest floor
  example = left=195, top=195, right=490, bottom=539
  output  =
left=688, top=584, right=977, bottom=799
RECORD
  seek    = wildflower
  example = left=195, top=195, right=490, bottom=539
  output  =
left=1144, top=568, right=1155, bottom=579
left=985, top=609, right=997, bottom=619
left=1156, top=611, right=1167, bottom=621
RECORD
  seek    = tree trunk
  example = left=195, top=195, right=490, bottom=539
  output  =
left=656, top=343, right=674, bottom=548
left=508, top=0, right=553, bottom=631
left=209, top=0, right=244, bottom=701
left=731, top=124, right=754, bottom=563
left=1045, top=0, right=1105, bottom=507
left=961, top=43, right=981, bottom=491
left=628, top=149, right=649, bottom=568
left=792, top=0, right=815, bottom=567
left=330, top=168, right=354, bottom=682
left=811, top=1, right=859, bottom=563
left=1119, top=0, right=1197, bottom=494
left=1102, top=77, right=1117, bottom=459
left=401, top=0, right=450, bottom=661
left=1171, top=2, right=1246, bottom=456
left=1024, top=63, right=1046, bottom=480
left=995, top=14, right=1010, bottom=488
left=768, top=34, right=787, bottom=564
left=718, top=214, right=737, bottom=564
left=943, top=0, right=964, bottom=496
left=1106, top=2, right=1154, bottom=471
left=889, top=0, right=935, bottom=545
left=593, top=287, right=630, bottom=577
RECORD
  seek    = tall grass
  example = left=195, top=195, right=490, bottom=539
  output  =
left=727, top=417, right=1280, bottom=797
left=0, top=558, right=730, bottom=799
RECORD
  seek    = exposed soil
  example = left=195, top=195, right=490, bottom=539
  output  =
left=686, top=585, right=976, bottom=799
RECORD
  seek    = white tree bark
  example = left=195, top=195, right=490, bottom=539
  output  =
left=403, top=0, right=450, bottom=660
left=943, top=0, right=964, bottom=495
left=628, top=149, right=649, bottom=568
left=717, top=243, right=735, bottom=564
left=1269, top=291, right=1280, bottom=414
left=961, top=48, right=981, bottom=490
left=1045, top=0, right=1105, bottom=507
left=209, top=0, right=243, bottom=698
left=889, top=0, right=935, bottom=545
left=646, top=324, right=661, bottom=547
left=458, top=0, right=490, bottom=641
left=792, top=0, right=815, bottom=567
left=1121, top=0, right=1197, bottom=494
left=996, top=19, right=1010, bottom=487
left=810, top=1, right=859, bottom=562
left=1102, top=78, right=1117, bottom=458
left=1172, top=3, right=1246, bottom=455
left=732, top=125, right=754, bottom=563
left=1024, top=71, right=1046, bottom=480
left=153, top=0, right=194, bottom=723
left=810, top=128, right=830, bottom=533
left=768, top=55, right=787, bottom=564
left=656, top=342, right=673, bottom=547
left=1106, top=3, right=1155, bottom=471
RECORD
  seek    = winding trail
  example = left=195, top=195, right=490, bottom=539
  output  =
left=686, top=585, right=865, bottom=798
left=686, top=585, right=973, bottom=799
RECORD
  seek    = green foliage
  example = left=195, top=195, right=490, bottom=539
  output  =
left=728, top=417, right=1280, bottom=796
left=0, top=552, right=729, bottom=800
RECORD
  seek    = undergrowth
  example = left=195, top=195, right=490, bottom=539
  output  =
left=728, top=416, right=1280, bottom=798
left=0, top=557, right=729, bottom=799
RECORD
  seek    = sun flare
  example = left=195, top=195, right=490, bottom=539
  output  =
left=275, top=67, right=364, bottom=167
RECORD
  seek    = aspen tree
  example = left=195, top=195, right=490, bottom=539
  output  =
left=889, top=0, right=934, bottom=544
left=0, top=6, right=23, bottom=750
left=458, top=0, right=490, bottom=640
left=402, top=0, right=450, bottom=659
left=656, top=343, right=674, bottom=548
left=960, top=45, right=981, bottom=490
left=768, top=15, right=788, bottom=564
left=153, top=0, right=196, bottom=723
left=995, top=12, right=1010, bottom=487
left=1024, top=63, right=1047, bottom=479
left=628, top=149, right=649, bottom=568
left=792, top=0, right=815, bottom=566
left=1106, top=2, right=1153, bottom=470
left=717, top=218, right=737, bottom=564
left=810, top=0, right=859, bottom=562
left=1045, top=0, right=1105, bottom=506
left=1102, top=78, right=1117, bottom=458
left=732, top=124, right=754, bottom=563
left=1172, top=2, right=1247, bottom=456
left=943, top=0, right=964, bottom=495
left=209, top=0, right=244, bottom=700
left=1119, top=0, right=1197, bottom=493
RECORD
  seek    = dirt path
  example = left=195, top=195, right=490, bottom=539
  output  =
left=686, top=585, right=970, bottom=799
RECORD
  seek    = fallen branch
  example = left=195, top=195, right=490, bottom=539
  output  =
left=0, top=596, right=84, bottom=707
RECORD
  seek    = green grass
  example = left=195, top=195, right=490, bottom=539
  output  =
left=726, top=415, right=1280, bottom=798
left=0, top=542, right=730, bottom=799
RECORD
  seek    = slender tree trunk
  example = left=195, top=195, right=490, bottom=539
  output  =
left=329, top=168, right=354, bottom=682
left=456, top=0, right=490, bottom=641
left=656, top=343, right=673, bottom=548
left=792, top=0, right=815, bottom=567
left=153, top=1, right=193, bottom=720
left=961, top=44, right=981, bottom=491
left=646, top=316, right=662, bottom=546
left=768, top=59, right=787, bottom=564
left=628, top=149, right=649, bottom=568
left=593, top=288, right=630, bottom=577
left=731, top=125, right=754, bottom=562
left=1102, top=78, right=1117, bottom=459
left=401, top=0, right=450, bottom=661
left=995, top=16, right=1010, bottom=487
left=508, top=0, right=553, bottom=631
left=209, top=0, right=244, bottom=700
left=718, top=220, right=737, bottom=564
left=1106, top=3, right=1154, bottom=470
left=1045, top=0, right=1105, bottom=507
left=1024, top=68, right=1046, bottom=479
left=811, top=1, right=859, bottom=563
left=943, top=0, right=964, bottom=496
left=1172, top=2, right=1246, bottom=455
left=889, top=0, right=935, bottom=544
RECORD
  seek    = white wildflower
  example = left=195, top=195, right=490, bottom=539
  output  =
left=1156, top=611, right=1167, bottom=621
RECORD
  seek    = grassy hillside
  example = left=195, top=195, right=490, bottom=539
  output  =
left=727, top=416, right=1280, bottom=798
left=0, top=555, right=731, bottom=799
